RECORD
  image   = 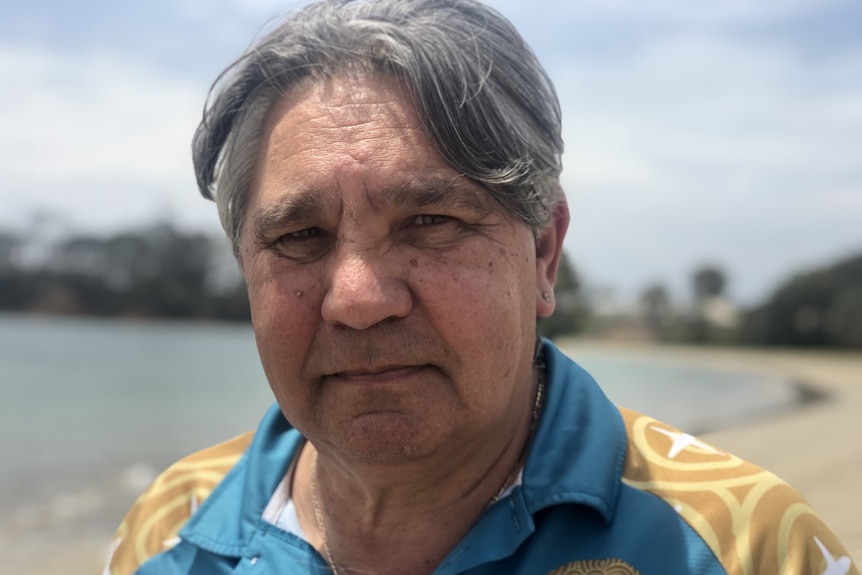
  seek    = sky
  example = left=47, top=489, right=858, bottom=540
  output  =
left=2, top=0, right=861, bottom=306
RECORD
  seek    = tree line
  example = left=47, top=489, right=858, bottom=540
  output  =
left=638, top=256, right=862, bottom=349
left=0, top=223, right=250, bottom=321
left=1, top=223, right=858, bottom=348
left=741, top=254, right=862, bottom=348
left=0, top=222, right=590, bottom=333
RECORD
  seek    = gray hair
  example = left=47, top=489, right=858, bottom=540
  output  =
left=192, top=0, right=564, bottom=254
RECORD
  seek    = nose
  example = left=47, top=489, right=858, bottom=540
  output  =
left=321, top=249, right=412, bottom=330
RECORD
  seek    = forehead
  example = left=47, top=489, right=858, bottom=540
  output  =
left=260, top=74, right=426, bottom=168
left=249, top=74, right=503, bottom=220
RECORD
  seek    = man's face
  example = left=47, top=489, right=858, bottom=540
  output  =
left=239, top=74, right=562, bottom=464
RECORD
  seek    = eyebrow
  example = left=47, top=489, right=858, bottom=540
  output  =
left=252, top=191, right=329, bottom=244
left=251, top=176, right=495, bottom=242
left=378, top=177, right=494, bottom=216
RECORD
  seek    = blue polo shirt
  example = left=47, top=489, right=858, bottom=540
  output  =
left=107, top=341, right=858, bottom=575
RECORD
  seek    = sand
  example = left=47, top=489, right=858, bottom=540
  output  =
left=558, top=339, right=862, bottom=563
left=0, top=537, right=110, bottom=575
left=5, top=341, right=860, bottom=574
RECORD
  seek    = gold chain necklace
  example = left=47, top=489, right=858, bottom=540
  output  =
left=310, top=371, right=546, bottom=575
left=310, top=456, right=341, bottom=575
left=486, top=374, right=544, bottom=509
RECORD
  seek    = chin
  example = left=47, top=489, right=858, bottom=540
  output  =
left=338, top=412, right=451, bottom=463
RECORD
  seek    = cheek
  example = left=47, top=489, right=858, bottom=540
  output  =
left=245, top=266, right=326, bottom=419
left=246, top=256, right=322, bottom=305
left=412, top=244, right=534, bottom=335
left=244, top=260, right=324, bottom=355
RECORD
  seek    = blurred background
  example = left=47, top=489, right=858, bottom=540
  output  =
left=1, top=0, right=860, bottom=573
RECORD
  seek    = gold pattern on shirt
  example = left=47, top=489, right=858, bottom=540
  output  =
left=106, top=431, right=254, bottom=575
left=104, top=407, right=858, bottom=575
left=546, top=558, right=640, bottom=575
left=619, top=408, right=858, bottom=575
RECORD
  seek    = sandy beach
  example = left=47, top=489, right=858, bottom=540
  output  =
left=558, top=339, right=862, bottom=564
left=5, top=341, right=860, bottom=574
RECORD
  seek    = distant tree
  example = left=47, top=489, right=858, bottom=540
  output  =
left=0, top=237, right=34, bottom=310
left=640, top=283, right=671, bottom=335
left=539, top=251, right=588, bottom=339
left=0, top=222, right=251, bottom=322
left=693, top=265, right=726, bottom=302
left=742, top=253, right=862, bottom=348
left=554, top=250, right=580, bottom=294
left=823, top=286, right=862, bottom=348
left=0, top=230, right=21, bottom=271
left=204, top=279, right=252, bottom=322
left=685, top=264, right=732, bottom=344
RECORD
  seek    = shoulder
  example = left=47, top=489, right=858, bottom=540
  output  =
left=105, top=431, right=255, bottom=575
left=618, top=407, right=858, bottom=575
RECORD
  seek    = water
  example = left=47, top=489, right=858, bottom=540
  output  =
left=0, top=314, right=799, bottom=546
left=562, top=347, right=800, bottom=432
left=0, top=314, right=272, bottom=548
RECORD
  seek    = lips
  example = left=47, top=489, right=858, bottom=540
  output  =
left=326, top=364, right=431, bottom=384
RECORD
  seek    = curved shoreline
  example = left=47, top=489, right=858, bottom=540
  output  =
left=556, top=338, right=862, bottom=563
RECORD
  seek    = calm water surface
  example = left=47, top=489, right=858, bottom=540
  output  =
left=0, top=314, right=798, bottom=541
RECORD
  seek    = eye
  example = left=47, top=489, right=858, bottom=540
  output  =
left=413, top=214, right=452, bottom=226
left=287, top=228, right=320, bottom=239
left=401, top=213, right=471, bottom=249
left=271, top=227, right=331, bottom=261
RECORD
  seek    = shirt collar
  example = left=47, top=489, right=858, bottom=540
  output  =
left=179, top=340, right=626, bottom=555
left=521, top=339, right=626, bottom=523
left=179, top=403, right=301, bottom=556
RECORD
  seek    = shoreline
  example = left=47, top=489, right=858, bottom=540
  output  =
left=556, top=338, right=862, bottom=563
left=5, top=340, right=860, bottom=574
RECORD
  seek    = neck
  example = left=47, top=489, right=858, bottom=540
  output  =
left=293, top=369, right=545, bottom=575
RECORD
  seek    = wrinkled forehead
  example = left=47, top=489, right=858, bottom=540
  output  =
left=249, top=68, right=544, bottom=236
left=249, top=72, right=511, bottom=220
left=259, top=73, right=498, bottom=186
left=262, top=72, right=420, bottom=147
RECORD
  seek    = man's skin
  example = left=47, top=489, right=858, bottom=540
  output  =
left=237, top=72, right=569, bottom=574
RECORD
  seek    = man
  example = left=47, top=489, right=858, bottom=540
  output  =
left=107, top=1, right=858, bottom=574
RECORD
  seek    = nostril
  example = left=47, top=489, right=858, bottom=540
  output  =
left=322, top=284, right=412, bottom=330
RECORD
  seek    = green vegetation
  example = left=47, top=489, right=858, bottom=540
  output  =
left=741, top=254, right=862, bottom=348
left=0, top=223, right=249, bottom=321
left=635, top=256, right=862, bottom=349
left=538, top=251, right=588, bottom=339
left=2, top=220, right=858, bottom=349
left=1, top=223, right=592, bottom=335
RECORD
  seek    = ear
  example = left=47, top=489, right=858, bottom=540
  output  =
left=535, top=199, right=570, bottom=319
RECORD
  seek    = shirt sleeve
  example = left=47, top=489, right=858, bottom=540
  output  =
left=103, top=431, right=254, bottom=575
left=619, top=408, right=859, bottom=575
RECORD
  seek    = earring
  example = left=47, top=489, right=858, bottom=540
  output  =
left=542, top=292, right=552, bottom=303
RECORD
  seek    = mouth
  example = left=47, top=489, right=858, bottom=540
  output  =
left=326, top=364, right=432, bottom=384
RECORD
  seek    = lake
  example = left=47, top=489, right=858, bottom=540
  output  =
left=0, top=314, right=799, bottom=547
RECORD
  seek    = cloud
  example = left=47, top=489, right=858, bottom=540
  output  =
left=1, top=1, right=859, bottom=304
left=495, top=0, right=855, bottom=28
left=548, top=26, right=862, bottom=302
left=0, top=46, right=217, bottom=231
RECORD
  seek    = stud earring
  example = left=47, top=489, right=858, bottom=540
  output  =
left=542, top=292, right=552, bottom=303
